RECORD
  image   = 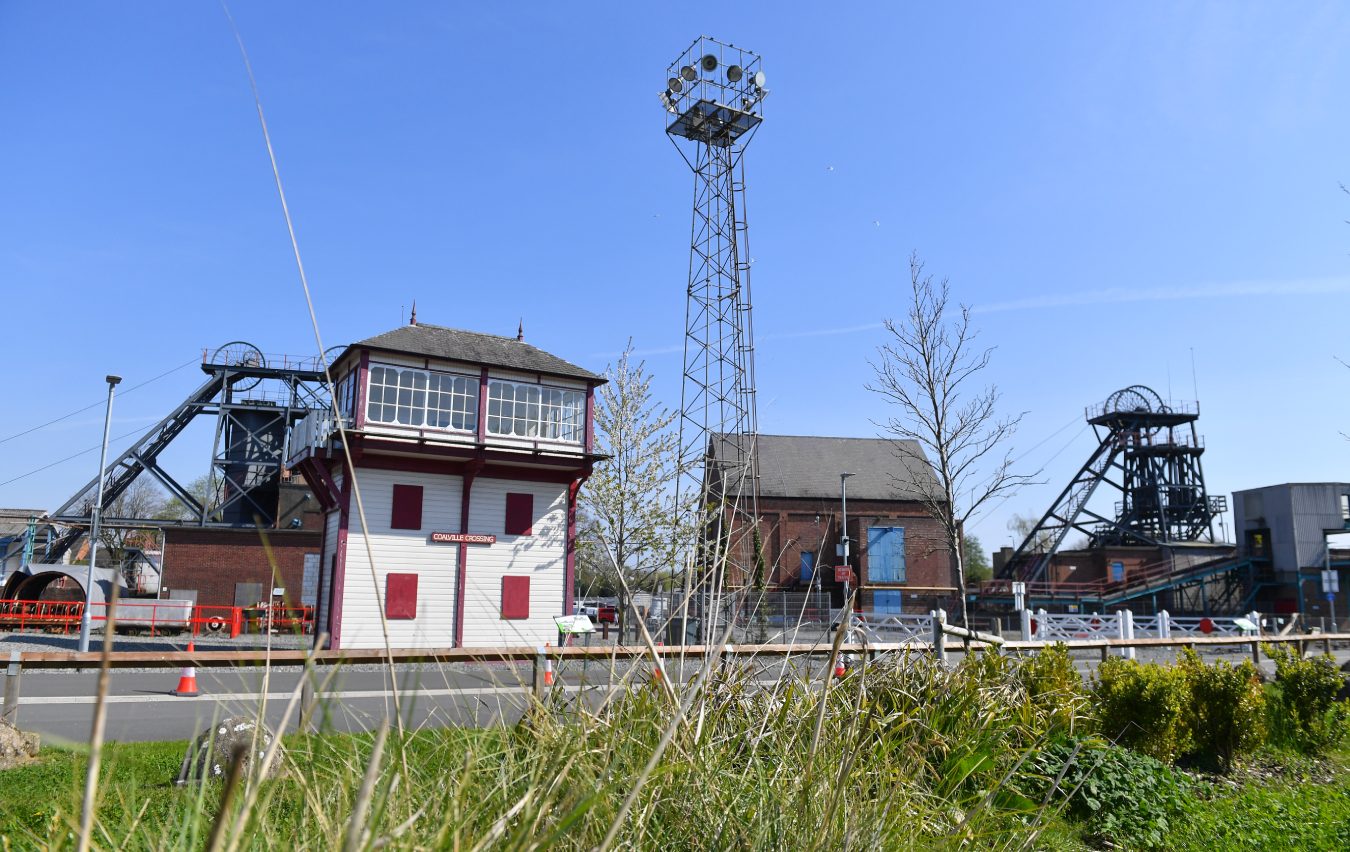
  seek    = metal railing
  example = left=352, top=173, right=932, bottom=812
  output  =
left=0, top=599, right=314, bottom=638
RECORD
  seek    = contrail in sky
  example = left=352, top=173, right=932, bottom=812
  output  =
left=591, top=275, right=1349, bottom=359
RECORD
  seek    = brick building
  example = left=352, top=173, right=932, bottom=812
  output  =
left=157, top=481, right=324, bottom=610
left=714, top=435, right=956, bottom=613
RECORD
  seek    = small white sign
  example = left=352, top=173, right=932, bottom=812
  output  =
left=1323, top=570, right=1340, bottom=595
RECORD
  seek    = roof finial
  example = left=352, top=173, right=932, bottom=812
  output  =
left=517, top=318, right=524, bottom=341
left=410, top=300, right=417, bottom=326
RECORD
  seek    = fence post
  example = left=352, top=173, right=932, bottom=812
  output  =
left=1019, top=608, right=1032, bottom=642
left=1158, top=609, right=1172, bottom=640
left=1117, top=609, right=1135, bottom=660
left=2, top=651, right=21, bottom=727
left=230, top=607, right=242, bottom=639
left=932, top=609, right=947, bottom=668
left=532, top=647, right=547, bottom=702
left=1246, top=610, right=1262, bottom=667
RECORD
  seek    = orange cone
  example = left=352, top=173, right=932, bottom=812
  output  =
left=652, top=641, right=664, bottom=684
left=543, top=654, right=554, bottom=687
left=172, top=640, right=200, bottom=697
left=833, top=657, right=847, bottom=679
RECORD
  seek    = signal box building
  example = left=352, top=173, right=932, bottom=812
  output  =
left=288, top=321, right=604, bottom=649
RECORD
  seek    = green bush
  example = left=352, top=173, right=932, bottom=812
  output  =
left=1021, top=739, right=1193, bottom=851
left=1093, top=657, right=1192, bottom=761
left=1264, top=644, right=1350, bottom=754
left=1015, top=643, right=1091, bottom=737
left=1177, top=649, right=1266, bottom=772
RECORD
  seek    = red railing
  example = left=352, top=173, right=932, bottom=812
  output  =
left=0, top=600, right=314, bottom=638
left=980, top=554, right=1242, bottom=602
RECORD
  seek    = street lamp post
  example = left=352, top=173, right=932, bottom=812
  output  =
left=78, top=375, right=121, bottom=653
left=840, top=472, right=856, bottom=607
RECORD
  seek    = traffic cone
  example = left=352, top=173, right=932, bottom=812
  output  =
left=833, top=657, right=847, bottom=679
left=652, top=641, right=664, bottom=684
left=543, top=654, right=555, bottom=687
left=172, top=641, right=200, bottom=697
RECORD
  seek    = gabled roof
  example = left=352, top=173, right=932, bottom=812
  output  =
left=712, top=434, right=942, bottom=502
left=352, top=323, right=603, bottom=382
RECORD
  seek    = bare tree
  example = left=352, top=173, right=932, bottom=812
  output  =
left=91, top=478, right=166, bottom=568
left=869, top=253, right=1036, bottom=627
left=580, top=343, right=686, bottom=636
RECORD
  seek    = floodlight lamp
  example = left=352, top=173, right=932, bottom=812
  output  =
left=668, top=76, right=683, bottom=93
left=680, top=65, right=697, bottom=81
left=725, top=64, right=743, bottom=83
left=700, top=54, right=718, bottom=73
left=659, top=91, right=678, bottom=114
left=751, top=70, right=766, bottom=88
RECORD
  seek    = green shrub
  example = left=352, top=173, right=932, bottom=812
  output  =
left=1178, top=649, right=1266, bottom=771
left=1093, top=657, right=1192, bottom=761
left=1264, top=644, right=1350, bottom=754
left=1016, top=643, right=1091, bottom=737
left=1021, top=739, right=1193, bottom=851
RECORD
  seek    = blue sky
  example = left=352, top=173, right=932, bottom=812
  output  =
left=1, top=2, right=1347, bottom=553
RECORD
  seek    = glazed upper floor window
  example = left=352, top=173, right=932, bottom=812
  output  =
left=486, top=380, right=584, bottom=443
left=366, top=365, right=477, bottom=432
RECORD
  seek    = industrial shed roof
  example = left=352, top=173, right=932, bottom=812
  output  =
left=353, top=323, right=603, bottom=382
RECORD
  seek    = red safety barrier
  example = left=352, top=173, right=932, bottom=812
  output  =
left=0, top=599, right=313, bottom=637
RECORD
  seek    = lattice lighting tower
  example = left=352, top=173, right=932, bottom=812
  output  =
left=662, top=37, right=767, bottom=601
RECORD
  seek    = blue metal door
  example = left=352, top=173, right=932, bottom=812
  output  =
left=799, top=551, right=815, bottom=583
left=867, top=526, right=906, bottom=583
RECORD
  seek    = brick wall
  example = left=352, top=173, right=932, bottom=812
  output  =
left=721, top=496, right=955, bottom=611
left=161, top=527, right=321, bottom=608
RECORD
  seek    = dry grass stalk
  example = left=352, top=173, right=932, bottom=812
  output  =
left=77, top=584, right=118, bottom=852
left=342, top=718, right=391, bottom=852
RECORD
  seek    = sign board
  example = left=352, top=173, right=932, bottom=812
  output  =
left=301, top=553, right=320, bottom=607
left=431, top=532, right=497, bottom=545
left=1322, top=569, right=1340, bottom=595
left=834, top=566, right=854, bottom=583
left=554, top=614, right=595, bottom=634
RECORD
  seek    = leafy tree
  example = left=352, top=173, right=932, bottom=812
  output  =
left=963, top=534, right=991, bottom=584
left=1007, top=511, right=1055, bottom=553
left=155, top=474, right=212, bottom=522
left=869, top=253, right=1036, bottom=627
left=580, top=343, right=686, bottom=633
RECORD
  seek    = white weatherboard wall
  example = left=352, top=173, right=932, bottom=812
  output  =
left=461, top=477, right=568, bottom=647
left=315, top=472, right=343, bottom=635
left=338, top=468, right=462, bottom=649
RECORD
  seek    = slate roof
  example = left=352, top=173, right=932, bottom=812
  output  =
left=352, top=323, right=603, bottom=382
left=712, top=434, right=942, bottom=503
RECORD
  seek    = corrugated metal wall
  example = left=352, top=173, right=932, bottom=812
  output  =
left=1233, top=483, right=1350, bottom=574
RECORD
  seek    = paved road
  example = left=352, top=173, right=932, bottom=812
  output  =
left=10, top=644, right=1348, bottom=745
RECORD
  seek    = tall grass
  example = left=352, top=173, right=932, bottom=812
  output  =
left=4, top=646, right=1094, bottom=850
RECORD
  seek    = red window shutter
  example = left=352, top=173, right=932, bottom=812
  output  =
left=386, top=573, right=418, bottom=620
left=505, top=492, right=533, bottom=536
left=502, top=575, right=530, bottom=619
left=390, top=484, right=424, bottom=530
